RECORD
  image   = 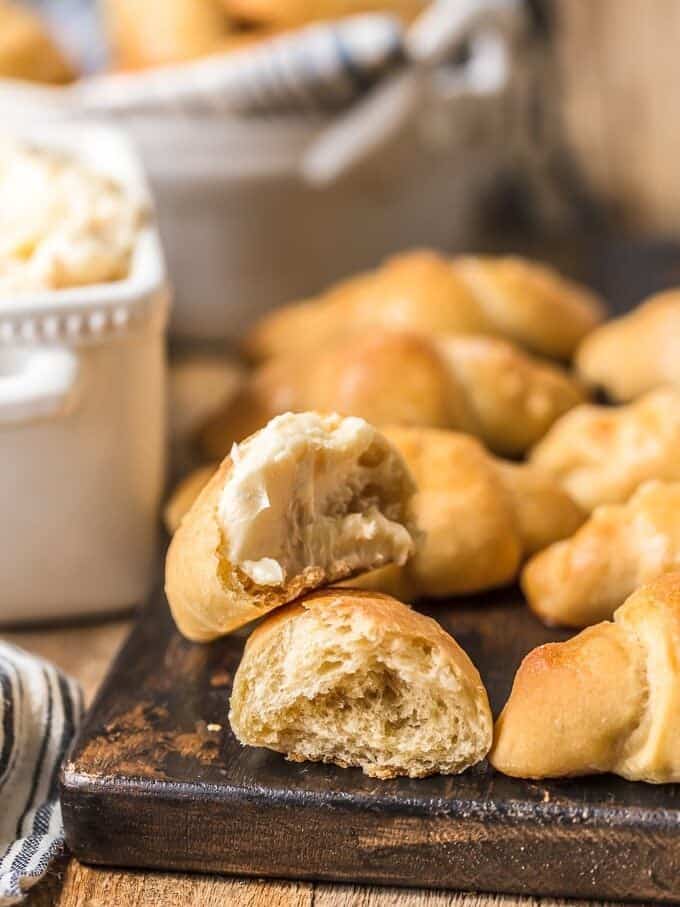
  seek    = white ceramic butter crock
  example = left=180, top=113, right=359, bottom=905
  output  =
left=0, top=125, right=169, bottom=623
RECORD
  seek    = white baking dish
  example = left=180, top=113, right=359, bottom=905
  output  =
left=0, top=124, right=169, bottom=624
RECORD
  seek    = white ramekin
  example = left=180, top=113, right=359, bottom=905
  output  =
left=0, top=124, right=169, bottom=624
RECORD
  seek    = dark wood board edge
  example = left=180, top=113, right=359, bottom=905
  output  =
left=61, top=772, right=680, bottom=903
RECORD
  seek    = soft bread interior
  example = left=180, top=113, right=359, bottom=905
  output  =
left=219, top=412, right=414, bottom=588
left=230, top=594, right=492, bottom=779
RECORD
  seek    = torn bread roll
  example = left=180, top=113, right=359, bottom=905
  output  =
left=522, top=480, right=680, bottom=628
left=165, top=412, right=415, bottom=641
left=166, top=426, right=586, bottom=598
left=490, top=573, right=680, bottom=783
left=577, top=289, right=680, bottom=401
left=244, top=250, right=605, bottom=363
left=229, top=589, right=492, bottom=779
left=200, top=330, right=587, bottom=460
left=529, top=387, right=680, bottom=512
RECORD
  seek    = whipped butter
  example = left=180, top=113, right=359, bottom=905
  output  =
left=218, top=412, right=414, bottom=587
left=0, top=141, right=143, bottom=294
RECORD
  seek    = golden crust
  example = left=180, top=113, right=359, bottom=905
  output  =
left=455, top=256, right=604, bottom=362
left=0, top=1, right=75, bottom=83
left=577, top=289, right=680, bottom=401
left=199, top=329, right=586, bottom=460
left=523, top=481, right=680, bottom=628
left=529, top=387, right=680, bottom=512
left=490, top=573, right=680, bottom=782
left=437, top=335, right=586, bottom=456
left=244, top=250, right=605, bottom=362
left=377, top=427, right=522, bottom=597
left=353, top=426, right=585, bottom=598
left=490, top=621, right=644, bottom=779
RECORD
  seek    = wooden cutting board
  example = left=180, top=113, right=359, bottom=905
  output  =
left=61, top=239, right=680, bottom=902
left=61, top=585, right=680, bottom=904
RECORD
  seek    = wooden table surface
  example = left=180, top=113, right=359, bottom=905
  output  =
left=4, top=617, right=625, bottom=907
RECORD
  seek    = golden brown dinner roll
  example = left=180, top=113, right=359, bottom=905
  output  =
left=490, top=573, right=680, bottom=782
left=348, top=427, right=585, bottom=599
left=522, top=481, right=680, bottom=629
left=437, top=335, right=587, bottom=456
left=577, top=289, right=680, bottom=401
left=0, top=0, right=75, bottom=83
left=103, top=0, right=231, bottom=69
left=229, top=588, right=493, bottom=778
left=529, top=387, right=680, bottom=512
left=199, top=331, right=587, bottom=460
left=223, top=0, right=424, bottom=28
left=244, top=250, right=605, bottom=362
left=357, top=428, right=523, bottom=599
left=165, top=412, right=415, bottom=641
left=166, top=426, right=586, bottom=598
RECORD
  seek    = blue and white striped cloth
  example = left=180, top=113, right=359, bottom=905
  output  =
left=0, top=643, right=82, bottom=906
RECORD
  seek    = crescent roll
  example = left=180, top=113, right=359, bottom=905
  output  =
left=523, top=481, right=680, bottom=628
left=490, top=573, right=680, bottom=783
left=347, top=427, right=585, bottom=600
left=165, top=412, right=415, bottom=641
left=229, top=589, right=492, bottom=779
left=199, top=331, right=587, bottom=460
left=577, top=289, right=680, bottom=401
left=529, top=387, right=680, bottom=512
left=0, top=0, right=75, bottom=83
left=166, top=426, right=586, bottom=598
left=244, top=250, right=605, bottom=362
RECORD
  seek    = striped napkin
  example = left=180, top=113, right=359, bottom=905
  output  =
left=0, top=642, right=82, bottom=906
